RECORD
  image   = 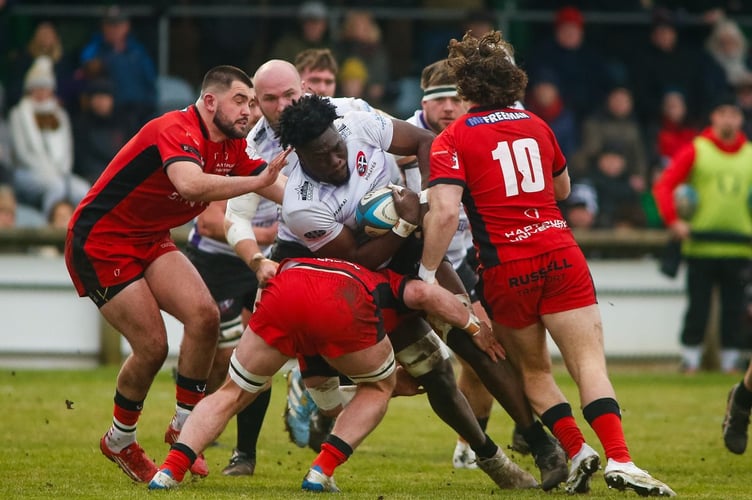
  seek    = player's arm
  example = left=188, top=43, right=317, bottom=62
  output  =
left=225, top=193, right=278, bottom=284
left=167, top=147, right=291, bottom=202
left=553, top=166, right=571, bottom=201
left=402, top=277, right=504, bottom=361
left=387, top=120, right=435, bottom=190
left=419, top=183, right=463, bottom=283
left=314, top=187, right=421, bottom=270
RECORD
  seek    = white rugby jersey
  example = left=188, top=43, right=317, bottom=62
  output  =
left=233, top=96, right=389, bottom=234
left=280, top=110, right=396, bottom=252
left=406, top=109, right=471, bottom=270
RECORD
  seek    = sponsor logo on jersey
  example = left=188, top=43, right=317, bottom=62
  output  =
left=304, top=229, right=326, bottom=239
left=337, top=123, right=352, bottom=140
left=168, top=191, right=209, bottom=208
left=356, top=151, right=368, bottom=176
left=465, top=110, right=529, bottom=127
left=296, top=181, right=314, bottom=201
left=504, top=219, right=568, bottom=242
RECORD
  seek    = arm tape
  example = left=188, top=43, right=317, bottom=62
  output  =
left=225, top=193, right=261, bottom=247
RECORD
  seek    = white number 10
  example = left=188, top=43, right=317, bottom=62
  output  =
left=491, top=138, right=544, bottom=196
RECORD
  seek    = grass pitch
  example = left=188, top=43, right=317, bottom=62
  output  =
left=1, top=363, right=748, bottom=499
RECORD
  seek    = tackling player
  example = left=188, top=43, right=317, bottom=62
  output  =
left=148, top=257, right=504, bottom=492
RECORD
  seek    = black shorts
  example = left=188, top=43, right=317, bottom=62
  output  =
left=184, top=245, right=259, bottom=319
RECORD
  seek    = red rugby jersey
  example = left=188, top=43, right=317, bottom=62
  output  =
left=69, top=105, right=266, bottom=243
left=429, top=106, right=576, bottom=267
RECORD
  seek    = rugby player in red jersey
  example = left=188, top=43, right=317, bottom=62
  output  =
left=420, top=32, right=675, bottom=497
left=65, top=65, right=289, bottom=483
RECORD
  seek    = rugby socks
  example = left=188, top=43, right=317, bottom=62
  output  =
left=733, top=379, right=752, bottom=409
left=171, top=373, right=207, bottom=430
left=105, top=391, right=143, bottom=452
left=583, top=397, right=630, bottom=463
left=541, top=402, right=585, bottom=459
left=470, top=434, right=499, bottom=460
left=519, top=420, right=550, bottom=452
left=236, top=387, right=272, bottom=457
left=477, top=416, right=489, bottom=432
left=312, top=435, right=353, bottom=476
left=162, top=442, right=196, bottom=482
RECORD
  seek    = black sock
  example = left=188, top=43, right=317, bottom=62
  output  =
left=471, top=434, right=498, bottom=460
left=477, top=416, right=489, bottom=433
left=520, top=420, right=549, bottom=454
left=236, top=387, right=272, bottom=458
left=735, top=380, right=752, bottom=409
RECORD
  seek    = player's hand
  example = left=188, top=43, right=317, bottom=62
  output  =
left=391, top=365, right=425, bottom=397
left=389, top=184, right=420, bottom=225
left=472, top=321, right=506, bottom=362
left=668, top=219, right=691, bottom=241
left=256, top=258, right=279, bottom=287
left=259, top=146, right=292, bottom=187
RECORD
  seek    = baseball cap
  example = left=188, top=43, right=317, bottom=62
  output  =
left=103, top=5, right=129, bottom=24
left=299, top=1, right=328, bottom=20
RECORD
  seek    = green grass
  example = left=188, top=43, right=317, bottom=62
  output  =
left=0, top=363, right=747, bottom=499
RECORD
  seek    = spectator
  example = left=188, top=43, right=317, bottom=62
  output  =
left=270, top=1, right=331, bottom=64
left=704, top=17, right=752, bottom=89
left=588, top=144, right=646, bottom=229
left=559, top=181, right=598, bottom=230
left=525, top=69, right=579, bottom=158
left=641, top=90, right=699, bottom=229
left=463, top=9, right=496, bottom=40
left=6, top=21, right=76, bottom=112
left=629, top=9, right=703, bottom=128
left=526, top=5, right=611, bottom=122
left=335, top=10, right=390, bottom=106
left=653, top=94, right=752, bottom=374
left=571, top=85, right=648, bottom=193
left=650, top=90, right=700, bottom=170
left=79, top=5, right=157, bottom=136
left=8, top=56, right=90, bottom=217
left=337, top=57, right=369, bottom=100
left=73, top=78, right=128, bottom=185
left=295, top=48, right=338, bottom=97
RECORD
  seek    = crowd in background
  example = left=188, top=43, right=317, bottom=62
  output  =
left=0, top=1, right=751, bottom=236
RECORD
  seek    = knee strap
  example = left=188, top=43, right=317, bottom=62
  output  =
left=395, top=330, right=450, bottom=378
left=228, top=349, right=270, bottom=393
left=308, top=376, right=344, bottom=411
left=347, top=350, right=396, bottom=384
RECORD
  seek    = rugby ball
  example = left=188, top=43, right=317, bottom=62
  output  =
left=674, top=184, right=698, bottom=220
left=356, top=187, right=399, bottom=237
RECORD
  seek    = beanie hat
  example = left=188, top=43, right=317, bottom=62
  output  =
left=555, top=6, right=584, bottom=30
left=24, top=56, right=56, bottom=92
left=339, top=57, right=368, bottom=82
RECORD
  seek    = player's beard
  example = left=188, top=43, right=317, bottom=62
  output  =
left=214, top=108, right=247, bottom=139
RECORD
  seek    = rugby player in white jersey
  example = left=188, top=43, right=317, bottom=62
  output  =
left=266, top=93, right=539, bottom=491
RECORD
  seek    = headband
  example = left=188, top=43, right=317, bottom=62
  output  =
left=422, top=85, right=458, bottom=101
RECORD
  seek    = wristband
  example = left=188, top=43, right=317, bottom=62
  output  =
left=419, top=189, right=429, bottom=205
left=463, top=313, right=481, bottom=336
left=418, top=263, right=437, bottom=284
left=392, top=218, right=417, bottom=238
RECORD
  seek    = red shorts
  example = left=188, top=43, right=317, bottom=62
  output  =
left=479, top=245, right=597, bottom=328
left=249, top=264, right=404, bottom=360
left=65, top=230, right=178, bottom=306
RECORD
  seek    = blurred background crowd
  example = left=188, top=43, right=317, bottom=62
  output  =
left=0, top=0, right=752, bottom=234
